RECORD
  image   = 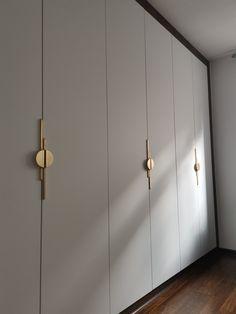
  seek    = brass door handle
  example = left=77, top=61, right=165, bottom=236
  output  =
left=147, top=158, right=155, bottom=171
left=194, top=148, right=200, bottom=185
left=146, top=139, right=155, bottom=190
left=36, top=119, right=54, bottom=199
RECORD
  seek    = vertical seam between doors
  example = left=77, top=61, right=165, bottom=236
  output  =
left=191, top=57, right=197, bottom=147
left=39, top=1, right=44, bottom=313
left=191, top=57, right=199, bottom=241
left=143, top=10, right=154, bottom=290
left=41, top=0, right=44, bottom=120
left=144, top=12, right=149, bottom=139
left=105, top=1, right=111, bottom=313
left=171, top=37, right=182, bottom=271
left=207, top=65, right=219, bottom=247
left=191, top=56, right=202, bottom=256
left=39, top=202, right=43, bottom=314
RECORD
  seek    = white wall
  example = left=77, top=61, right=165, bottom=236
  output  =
left=211, top=56, right=236, bottom=250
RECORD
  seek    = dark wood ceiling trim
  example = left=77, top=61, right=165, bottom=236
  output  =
left=136, top=0, right=209, bottom=66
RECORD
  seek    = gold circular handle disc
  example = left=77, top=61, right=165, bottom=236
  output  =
left=36, top=149, right=54, bottom=168
left=147, top=158, right=155, bottom=171
left=194, top=163, right=200, bottom=172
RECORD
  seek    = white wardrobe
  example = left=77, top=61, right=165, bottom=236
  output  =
left=0, top=0, right=216, bottom=314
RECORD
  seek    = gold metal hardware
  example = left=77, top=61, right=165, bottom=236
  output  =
left=36, top=119, right=54, bottom=199
left=36, top=149, right=54, bottom=169
left=147, top=158, right=155, bottom=171
left=146, top=139, right=155, bottom=190
left=194, top=148, right=200, bottom=185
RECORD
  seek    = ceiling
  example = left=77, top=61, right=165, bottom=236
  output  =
left=148, top=0, right=236, bottom=60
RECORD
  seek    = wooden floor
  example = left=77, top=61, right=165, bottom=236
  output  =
left=137, top=251, right=236, bottom=314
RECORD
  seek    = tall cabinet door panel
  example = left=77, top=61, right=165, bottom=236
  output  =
left=0, top=1, right=41, bottom=313
left=172, top=38, right=201, bottom=269
left=192, top=57, right=216, bottom=255
left=107, top=1, right=152, bottom=313
left=145, top=13, right=180, bottom=287
left=42, top=1, right=109, bottom=314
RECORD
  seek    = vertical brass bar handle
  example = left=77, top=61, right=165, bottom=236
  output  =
left=36, top=119, right=54, bottom=200
left=194, top=148, right=200, bottom=186
left=146, top=139, right=155, bottom=190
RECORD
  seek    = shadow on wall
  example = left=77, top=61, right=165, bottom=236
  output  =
left=40, top=114, right=211, bottom=313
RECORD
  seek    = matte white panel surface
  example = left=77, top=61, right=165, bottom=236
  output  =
left=107, top=1, right=152, bottom=312
left=42, top=1, right=109, bottom=314
left=0, top=1, right=41, bottom=313
left=211, top=57, right=236, bottom=250
left=192, top=57, right=216, bottom=255
left=172, top=38, right=201, bottom=269
left=145, top=12, right=180, bottom=288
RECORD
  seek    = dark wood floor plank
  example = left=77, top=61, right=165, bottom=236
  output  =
left=220, top=287, right=236, bottom=313
left=137, top=254, right=236, bottom=314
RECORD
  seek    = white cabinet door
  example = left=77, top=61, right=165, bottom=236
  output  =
left=145, top=13, right=180, bottom=287
left=192, top=57, right=216, bottom=255
left=172, top=38, right=201, bottom=269
left=107, top=1, right=152, bottom=313
left=42, top=1, right=109, bottom=314
left=0, top=1, right=41, bottom=313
